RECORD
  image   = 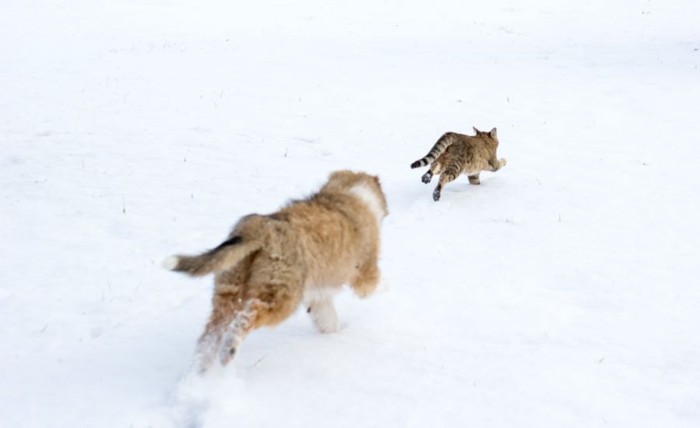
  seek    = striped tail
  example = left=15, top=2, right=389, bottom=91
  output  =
left=163, top=235, right=262, bottom=277
left=410, top=132, right=456, bottom=168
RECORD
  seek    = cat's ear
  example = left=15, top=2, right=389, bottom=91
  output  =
left=473, top=126, right=481, bottom=134
left=489, top=127, right=497, bottom=138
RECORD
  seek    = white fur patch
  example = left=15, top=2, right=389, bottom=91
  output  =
left=304, top=288, right=341, bottom=333
left=350, top=183, right=386, bottom=224
left=303, top=287, right=341, bottom=304
left=162, top=255, right=179, bottom=270
left=309, top=296, right=340, bottom=333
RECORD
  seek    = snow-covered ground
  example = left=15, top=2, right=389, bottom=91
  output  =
left=2, top=0, right=699, bottom=426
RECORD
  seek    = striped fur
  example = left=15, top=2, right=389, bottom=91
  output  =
left=410, top=132, right=458, bottom=168
left=410, top=127, right=507, bottom=201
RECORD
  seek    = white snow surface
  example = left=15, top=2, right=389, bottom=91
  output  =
left=2, top=0, right=700, bottom=427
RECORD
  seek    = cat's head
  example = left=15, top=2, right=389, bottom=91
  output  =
left=473, top=126, right=498, bottom=141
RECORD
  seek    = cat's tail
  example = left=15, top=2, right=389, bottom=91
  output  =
left=163, top=215, right=268, bottom=276
left=410, top=132, right=457, bottom=168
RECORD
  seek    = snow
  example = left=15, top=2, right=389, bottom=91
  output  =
left=2, top=0, right=699, bottom=427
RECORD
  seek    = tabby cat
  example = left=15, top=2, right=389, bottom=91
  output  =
left=410, top=127, right=507, bottom=201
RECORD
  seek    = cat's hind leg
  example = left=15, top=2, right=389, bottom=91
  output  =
left=433, top=164, right=460, bottom=201
left=422, top=162, right=442, bottom=184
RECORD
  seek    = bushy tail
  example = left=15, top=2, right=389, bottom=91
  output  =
left=410, top=132, right=457, bottom=168
left=163, top=235, right=263, bottom=277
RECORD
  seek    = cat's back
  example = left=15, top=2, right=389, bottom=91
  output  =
left=443, top=132, right=491, bottom=158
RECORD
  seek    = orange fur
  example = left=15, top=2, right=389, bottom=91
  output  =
left=165, top=170, right=388, bottom=371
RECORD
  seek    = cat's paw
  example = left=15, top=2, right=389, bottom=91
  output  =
left=432, top=187, right=441, bottom=201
